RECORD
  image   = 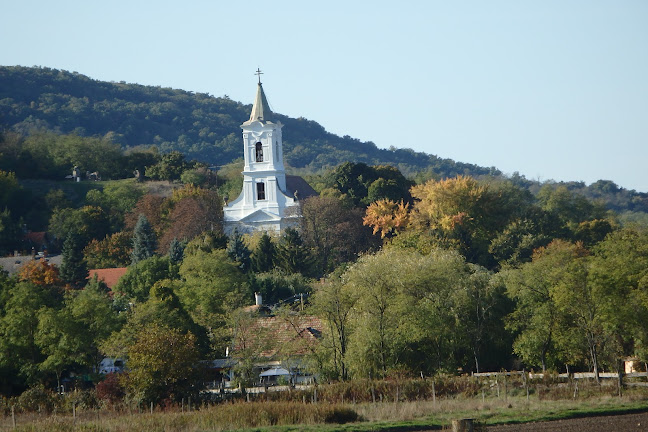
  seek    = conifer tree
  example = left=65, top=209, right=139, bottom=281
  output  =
left=226, top=229, right=251, bottom=271
left=168, top=238, right=185, bottom=264
left=276, top=228, right=314, bottom=276
left=131, top=214, right=157, bottom=264
left=59, top=230, right=88, bottom=288
left=251, top=232, right=275, bottom=272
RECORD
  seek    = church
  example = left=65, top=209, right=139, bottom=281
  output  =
left=223, top=73, right=313, bottom=234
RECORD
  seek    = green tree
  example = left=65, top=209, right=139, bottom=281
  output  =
left=114, top=255, right=178, bottom=303
left=248, top=269, right=311, bottom=306
left=122, top=324, right=201, bottom=404
left=144, top=151, right=191, bottom=181
left=35, top=307, right=86, bottom=390
left=589, top=227, right=648, bottom=369
left=177, top=249, right=248, bottom=351
left=275, top=228, right=314, bottom=276
left=0, top=281, right=62, bottom=386
left=59, top=231, right=88, bottom=289
left=226, top=229, right=251, bottom=271
left=131, top=214, right=157, bottom=264
left=251, top=232, right=275, bottom=272
left=0, top=208, right=22, bottom=255
left=311, top=274, right=358, bottom=380
left=48, top=205, right=111, bottom=247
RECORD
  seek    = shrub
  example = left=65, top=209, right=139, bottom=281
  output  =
left=96, top=373, right=126, bottom=406
left=15, top=385, right=61, bottom=413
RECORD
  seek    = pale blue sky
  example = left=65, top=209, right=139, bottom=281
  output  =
left=3, top=1, right=647, bottom=191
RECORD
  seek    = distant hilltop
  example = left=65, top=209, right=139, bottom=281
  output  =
left=0, top=65, right=495, bottom=179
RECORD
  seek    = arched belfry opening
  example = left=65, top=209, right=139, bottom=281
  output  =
left=255, top=142, right=263, bottom=162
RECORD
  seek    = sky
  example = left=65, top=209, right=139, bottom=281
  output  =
left=2, top=1, right=647, bottom=192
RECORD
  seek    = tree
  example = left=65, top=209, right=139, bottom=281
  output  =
left=0, top=208, right=22, bottom=255
left=504, top=241, right=575, bottom=372
left=18, top=260, right=63, bottom=289
left=131, top=214, right=157, bottom=264
left=158, top=188, right=224, bottom=253
left=248, top=269, right=311, bottom=306
left=177, top=249, right=248, bottom=351
left=251, top=232, right=275, bottom=273
left=226, top=229, right=251, bottom=271
left=363, top=199, right=410, bottom=239
left=59, top=231, right=88, bottom=289
left=275, top=228, right=314, bottom=276
left=48, top=205, right=111, bottom=247
left=114, top=255, right=178, bottom=303
left=301, top=196, right=378, bottom=276
left=0, top=281, right=63, bottom=386
left=123, top=324, right=201, bottom=404
left=168, top=238, right=185, bottom=264
left=35, top=307, right=86, bottom=391
left=407, top=176, right=526, bottom=268
left=83, top=231, right=132, bottom=269
left=589, top=228, right=648, bottom=369
left=144, top=151, right=192, bottom=181
left=124, top=194, right=165, bottom=232
left=311, top=274, right=358, bottom=380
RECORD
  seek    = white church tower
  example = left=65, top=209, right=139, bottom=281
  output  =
left=223, top=71, right=299, bottom=234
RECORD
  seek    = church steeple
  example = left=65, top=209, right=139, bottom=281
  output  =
left=223, top=70, right=297, bottom=234
left=245, top=69, right=274, bottom=124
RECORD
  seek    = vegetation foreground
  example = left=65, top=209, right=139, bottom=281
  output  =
left=2, top=378, right=648, bottom=431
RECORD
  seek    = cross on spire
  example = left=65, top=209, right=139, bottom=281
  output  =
left=255, top=68, right=263, bottom=84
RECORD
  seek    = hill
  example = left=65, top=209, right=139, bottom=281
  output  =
left=0, top=65, right=494, bottom=178
left=1, top=65, right=647, bottom=216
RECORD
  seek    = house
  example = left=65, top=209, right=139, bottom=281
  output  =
left=98, top=357, right=125, bottom=374
left=220, top=294, right=323, bottom=387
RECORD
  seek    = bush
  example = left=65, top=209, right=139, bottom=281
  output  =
left=96, top=373, right=126, bottom=406
left=64, top=389, right=99, bottom=411
left=15, top=385, right=61, bottom=413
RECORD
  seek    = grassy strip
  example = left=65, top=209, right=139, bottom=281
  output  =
left=225, top=398, right=648, bottom=432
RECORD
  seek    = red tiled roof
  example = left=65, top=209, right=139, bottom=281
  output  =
left=88, top=267, right=128, bottom=289
left=234, top=315, right=323, bottom=358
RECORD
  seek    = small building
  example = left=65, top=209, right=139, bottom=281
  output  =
left=98, top=357, right=125, bottom=374
left=220, top=293, right=323, bottom=387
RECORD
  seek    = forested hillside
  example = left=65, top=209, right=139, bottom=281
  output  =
left=0, top=65, right=492, bottom=178
left=1, top=65, right=647, bottom=216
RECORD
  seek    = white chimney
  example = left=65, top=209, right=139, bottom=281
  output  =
left=255, top=292, right=262, bottom=306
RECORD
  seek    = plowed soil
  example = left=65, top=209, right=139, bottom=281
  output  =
left=485, top=411, right=648, bottom=431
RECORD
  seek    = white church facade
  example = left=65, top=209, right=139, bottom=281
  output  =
left=223, top=76, right=301, bottom=234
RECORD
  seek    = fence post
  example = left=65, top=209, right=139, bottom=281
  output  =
left=432, top=379, right=436, bottom=407
left=11, top=405, right=16, bottom=429
left=451, top=418, right=474, bottom=432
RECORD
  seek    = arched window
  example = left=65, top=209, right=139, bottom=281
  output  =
left=256, top=182, right=266, bottom=200
left=255, top=142, right=263, bottom=162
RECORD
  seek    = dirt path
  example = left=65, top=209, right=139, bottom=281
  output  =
left=485, top=411, right=648, bottom=431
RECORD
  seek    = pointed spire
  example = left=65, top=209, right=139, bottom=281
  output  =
left=247, top=81, right=274, bottom=123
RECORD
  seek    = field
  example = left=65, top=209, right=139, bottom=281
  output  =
left=2, top=380, right=648, bottom=432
